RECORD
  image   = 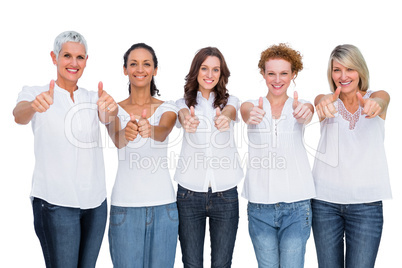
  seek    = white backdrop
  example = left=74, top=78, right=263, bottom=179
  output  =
left=1, top=0, right=401, bottom=267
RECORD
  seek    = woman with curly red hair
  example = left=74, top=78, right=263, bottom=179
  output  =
left=240, top=43, right=315, bottom=267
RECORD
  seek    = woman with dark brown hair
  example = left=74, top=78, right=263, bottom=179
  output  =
left=174, top=47, right=243, bottom=268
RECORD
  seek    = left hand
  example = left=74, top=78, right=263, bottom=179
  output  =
left=138, top=109, right=151, bottom=138
left=214, top=107, right=231, bottom=132
left=97, top=81, right=117, bottom=115
left=357, top=92, right=382, bottom=118
left=293, top=91, right=313, bottom=124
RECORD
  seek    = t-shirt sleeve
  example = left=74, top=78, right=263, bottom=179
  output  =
left=226, top=95, right=241, bottom=123
left=158, top=100, right=179, bottom=115
left=175, top=98, right=188, bottom=128
left=16, top=85, right=46, bottom=103
left=175, top=98, right=189, bottom=111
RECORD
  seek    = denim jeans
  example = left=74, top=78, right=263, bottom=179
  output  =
left=311, top=199, right=383, bottom=268
left=177, top=185, right=239, bottom=268
left=32, top=198, right=107, bottom=268
left=108, top=202, right=179, bottom=268
left=247, top=200, right=312, bottom=268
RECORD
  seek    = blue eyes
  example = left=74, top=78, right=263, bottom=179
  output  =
left=201, top=67, right=220, bottom=72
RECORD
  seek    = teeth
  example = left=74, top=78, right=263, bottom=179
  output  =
left=340, top=81, right=352, bottom=85
left=273, top=85, right=282, bottom=89
left=67, top=69, right=78, bottom=73
left=205, top=80, right=213, bottom=83
left=136, top=76, right=145, bottom=78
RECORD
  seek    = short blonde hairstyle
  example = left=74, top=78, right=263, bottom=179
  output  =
left=327, top=44, right=369, bottom=92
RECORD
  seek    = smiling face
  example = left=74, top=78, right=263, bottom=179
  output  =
left=124, top=48, right=157, bottom=90
left=51, top=42, right=87, bottom=88
left=263, top=58, right=295, bottom=97
left=331, top=60, right=360, bottom=94
left=197, top=56, right=221, bottom=93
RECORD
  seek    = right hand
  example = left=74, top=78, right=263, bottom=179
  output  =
left=31, top=80, right=54, bottom=113
left=183, top=106, right=200, bottom=133
left=124, top=113, right=139, bottom=141
left=247, top=97, right=266, bottom=125
left=315, top=86, right=341, bottom=120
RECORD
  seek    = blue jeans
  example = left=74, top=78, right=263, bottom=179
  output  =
left=32, top=198, right=107, bottom=268
left=177, top=185, right=239, bottom=268
left=247, top=200, right=312, bottom=268
left=311, top=199, right=383, bottom=268
left=108, top=202, right=179, bottom=268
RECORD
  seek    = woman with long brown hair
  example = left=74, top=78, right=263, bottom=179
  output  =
left=175, top=47, right=243, bottom=267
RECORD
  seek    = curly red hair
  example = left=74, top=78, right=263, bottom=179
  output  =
left=258, top=43, right=303, bottom=77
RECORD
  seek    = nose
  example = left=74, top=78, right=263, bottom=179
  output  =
left=71, top=57, right=78, bottom=67
left=275, top=74, right=281, bottom=82
left=207, top=69, right=213, bottom=78
left=341, top=70, right=348, bottom=80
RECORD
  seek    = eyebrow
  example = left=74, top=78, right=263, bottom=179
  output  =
left=130, top=59, right=152, bottom=62
left=201, top=65, right=220, bottom=68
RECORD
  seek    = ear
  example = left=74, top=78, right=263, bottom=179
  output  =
left=153, top=67, right=158, bottom=76
left=50, top=51, right=57, bottom=65
left=123, top=65, right=128, bottom=76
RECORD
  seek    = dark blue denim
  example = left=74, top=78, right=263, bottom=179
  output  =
left=32, top=198, right=107, bottom=268
left=177, top=185, right=239, bottom=268
left=312, top=199, right=383, bottom=268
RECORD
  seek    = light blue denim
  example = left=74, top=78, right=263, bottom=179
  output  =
left=247, top=200, right=312, bottom=268
left=311, top=199, right=383, bottom=268
left=108, top=202, right=179, bottom=268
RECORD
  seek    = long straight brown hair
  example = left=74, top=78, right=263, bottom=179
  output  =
left=184, top=47, right=230, bottom=109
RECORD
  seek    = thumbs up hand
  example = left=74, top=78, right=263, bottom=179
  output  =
left=292, top=91, right=313, bottom=124
left=125, top=113, right=139, bottom=141
left=315, top=86, right=341, bottom=120
left=357, top=91, right=381, bottom=119
left=138, top=109, right=151, bottom=138
left=31, top=80, right=55, bottom=113
left=183, top=106, right=200, bottom=133
left=248, top=97, right=266, bottom=125
left=214, top=107, right=231, bottom=132
left=97, top=81, right=117, bottom=115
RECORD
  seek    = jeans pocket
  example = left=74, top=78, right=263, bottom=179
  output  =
left=363, top=201, right=383, bottom=207
left=109, top=206, right=127, bottom=227
left=166, top=203, right=179, bottom=222
left=177, top=185, right=192, bottom=201
left=218, top=187, right=238, bottom=203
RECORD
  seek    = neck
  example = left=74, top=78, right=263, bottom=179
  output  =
left=267, top=92, right=288, bottom=106
left=55, top=79, right=78, bottom=93
left=129, top=87, right=152, bottom=105
left=198, top=88, right=212, bottom=100
left=339, top=88, right=360, bottom=104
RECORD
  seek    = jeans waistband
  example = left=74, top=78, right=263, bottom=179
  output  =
left=249, top=199, right=311, bottom=210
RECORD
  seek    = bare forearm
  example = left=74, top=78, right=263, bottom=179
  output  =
left=151, top=125, right=173, bottom=142
left=13, top=101, right=36, bottom=125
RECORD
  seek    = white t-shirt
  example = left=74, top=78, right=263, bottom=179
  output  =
left=17, top=84, right=106, bottom=209
left=174, top=91, right=244, bottom=193
left=313, top=91, right=392, bottom=204
left=242, top=97, right=316, bottom=204
left=111, top=101, right=178, bottom=207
